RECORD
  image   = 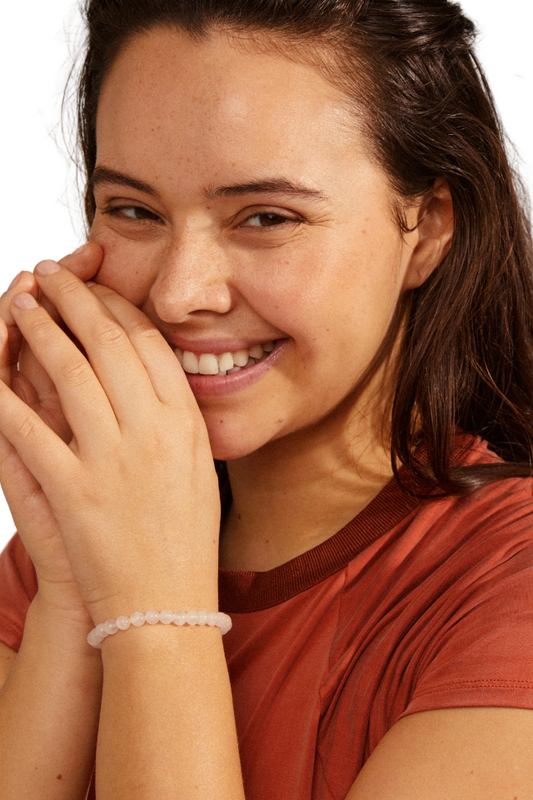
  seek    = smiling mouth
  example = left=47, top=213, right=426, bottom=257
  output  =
left=174, top=341, right=277, bottom=376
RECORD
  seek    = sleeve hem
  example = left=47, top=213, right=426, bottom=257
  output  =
left=398, top=685, right=533, bottom=721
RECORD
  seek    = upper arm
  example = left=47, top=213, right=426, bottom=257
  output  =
left=0, top=640, right=17, bottom=689
left=345, top=706, right=533, bottom=800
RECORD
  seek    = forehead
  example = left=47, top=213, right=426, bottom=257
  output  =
left=96, top=27, right=367, bottom=188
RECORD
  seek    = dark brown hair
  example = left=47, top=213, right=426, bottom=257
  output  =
left=75, top=0, right=533, bottom=494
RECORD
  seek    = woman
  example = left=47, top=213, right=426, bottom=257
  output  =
left=0, top=0, right=532, bottom=797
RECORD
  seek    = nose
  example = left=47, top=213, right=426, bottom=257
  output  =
left=149, top=230, right=234, bottom=323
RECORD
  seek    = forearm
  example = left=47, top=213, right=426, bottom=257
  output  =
left=96, top=623, right=244, bottom=799
left=0, top=592, right=103, bottom=799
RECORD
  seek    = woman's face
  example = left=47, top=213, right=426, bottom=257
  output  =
left=91, top=28, right=422, bottom=460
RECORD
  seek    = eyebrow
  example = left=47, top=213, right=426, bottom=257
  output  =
left=203, top=179, right=328, bottom=202
left=92, top=166, right=328, bottom=203
left=92, top=167, right=162, bottom=199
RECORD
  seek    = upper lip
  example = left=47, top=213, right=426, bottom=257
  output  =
left=166, top=336, right=281, bottom=355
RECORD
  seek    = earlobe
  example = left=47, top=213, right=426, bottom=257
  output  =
left=403, top=178, right=454, bottom=290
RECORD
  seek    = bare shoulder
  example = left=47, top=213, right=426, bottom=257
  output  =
left=0, top=640, right=17, bottom=688
left=345, top=706, right=533, bottom=799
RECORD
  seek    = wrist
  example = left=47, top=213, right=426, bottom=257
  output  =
left=85, top=568, right=220, bottom=626
left=30, top=590, right=96, bottom=654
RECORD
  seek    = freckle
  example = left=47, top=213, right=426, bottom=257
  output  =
left=219, top=419, right=224, bottom=424
left=57, top=774, right=62, bottom=780
left=277, top=418, right=283, bottom=424
left=237, top=514, right=242, bottom=520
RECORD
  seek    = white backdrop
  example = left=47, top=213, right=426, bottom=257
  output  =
left=0, top=0, right=532, bottom=551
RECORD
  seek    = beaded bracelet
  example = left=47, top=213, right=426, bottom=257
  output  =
left=87, top=610, right=232, bottom=648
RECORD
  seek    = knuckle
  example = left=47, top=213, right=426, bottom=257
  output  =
left=92, top=319, right=125, bottom=348
left=29, top=314, right=56, bottom=341
left=60, top=358, right=91, bottom=386
left=56, top=275, right=81, bottom=298
left=131, top=317, right=159, bottom=339
left=15, top=412, right=40, bottom=441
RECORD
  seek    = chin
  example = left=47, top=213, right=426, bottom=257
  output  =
left=207, top=430, right=262, bottom=462
left=203, top=412, right=282, bottom=461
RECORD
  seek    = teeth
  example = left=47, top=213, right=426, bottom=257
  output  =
left=249, top=344, right=264, bottom=359
left=175, top=340, right=277, bottom=375
left=233, top=349, right=250, bottom=367
left=218, top=352, right=234, bottom=372
left=198, top=353, right=219, bottom=375
left=182, top=351, right=199, bottom=374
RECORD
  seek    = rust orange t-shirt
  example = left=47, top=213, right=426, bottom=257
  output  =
left=1, top=436, right=533, bottom=799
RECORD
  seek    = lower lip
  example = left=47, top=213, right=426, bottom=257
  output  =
left=183, top=339, right=288, bottom=398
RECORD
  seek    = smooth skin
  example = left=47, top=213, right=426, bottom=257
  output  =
left=0, top=26, right=532, bottom=800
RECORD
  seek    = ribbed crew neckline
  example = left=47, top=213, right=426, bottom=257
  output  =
left=219, top=466, right=427, bottom=613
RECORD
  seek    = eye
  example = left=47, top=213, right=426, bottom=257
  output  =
left=104, top=205, right=163, bottom=222
left=240, top=212, right=297, bottom=228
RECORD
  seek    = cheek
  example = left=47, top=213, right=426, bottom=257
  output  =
left=89, top=225, right=159, bottom=306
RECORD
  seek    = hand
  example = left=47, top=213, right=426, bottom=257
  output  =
left=0, top=244, right=103, bottom=617
left=0, top=260, right=221, bottom=623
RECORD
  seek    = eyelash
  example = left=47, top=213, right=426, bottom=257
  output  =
left=103, top=206, right=301, bottom=229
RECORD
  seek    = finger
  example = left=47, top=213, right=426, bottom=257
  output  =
left=0, top=318, right=9, bottom=387
left=31, top=262, right=160, bottom=427
left=0, top=271, right=39, bottom=380
left=0, top=376, right=78, bottom=498
left=0, top=420, right=57, bottom=546
left=57, top=241, right=104, bottom=282
left=9, top=293, right=120, bottom=457
left=88, top=283, right=193, bottom=408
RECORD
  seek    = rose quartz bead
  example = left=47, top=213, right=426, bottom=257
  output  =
left=197, top=611, right=208, bottom=626
left=116, top=616, right=131, bottom=631
left=130, top=612, right=145, bottom=627
left=185, top=610, right=199, bottom=626
left=217, top=613, right=232, bottom=634
left=95, top=623, right=107, bottom=639
left=159, top=609, right=174, bottom=625
left=172, top=611, right=186, bottom=626
left=87, top=628, right=103, bottom=648
left=104, top=619, right=118, bottom=635
left=144, top=610, right=160, bottom=625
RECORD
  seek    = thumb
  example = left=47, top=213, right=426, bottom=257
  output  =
left=58, top=241, right=104, bottom=281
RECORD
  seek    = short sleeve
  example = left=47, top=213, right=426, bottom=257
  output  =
left=399, top=545, right=533, bottom=719
left=0, top=533, right=38, bottom=651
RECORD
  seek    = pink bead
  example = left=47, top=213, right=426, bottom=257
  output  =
left=104, top=619, right=118, bottom=635
left=217, top=613, right=232, bottom=634
left=185, top=610, right=199, bottom=626
left=87, top=628, right=103, bottom=647
left=87, top=609, right=233, bottom=648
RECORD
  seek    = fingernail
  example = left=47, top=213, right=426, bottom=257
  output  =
left=8, top=272, right=21, bottom=290
left=85, top=281, right=96, bottom=287
left=35, top=260, right=61, bottom=276
left=73, top=243, right=89, bottom=255
left=13, top=293, right=39, bottom=309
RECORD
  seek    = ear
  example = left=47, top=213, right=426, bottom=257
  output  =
left=402, top=178, right=454, bottom=290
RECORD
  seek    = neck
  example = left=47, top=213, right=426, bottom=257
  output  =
left=219, top=384, right=395, bottom=572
